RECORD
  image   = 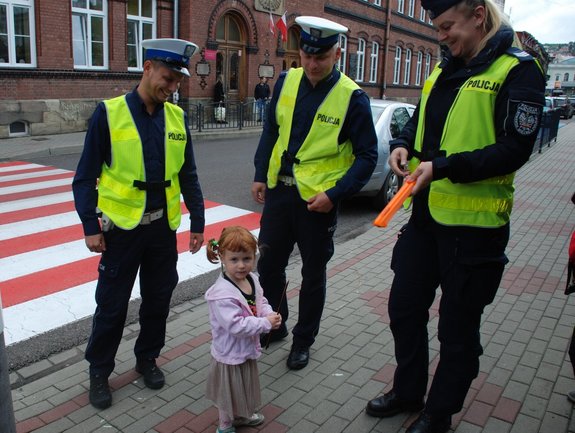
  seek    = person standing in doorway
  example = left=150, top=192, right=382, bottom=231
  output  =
left=72, top=38, right=205, bottom=410
left=254, top=76, right=271, bottom=122
left=251, top=16, right=378, bottom=371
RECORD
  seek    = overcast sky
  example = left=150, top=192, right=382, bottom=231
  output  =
left=504, top=0, right=575, bottom=44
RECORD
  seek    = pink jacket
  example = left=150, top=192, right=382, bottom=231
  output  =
left=205, top=273, right=274, bottom=365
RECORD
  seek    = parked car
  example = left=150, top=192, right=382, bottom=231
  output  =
left=355, top=99, right=416, bottom=210
left=544, top=96, right=556, bottom=113
left=551, top=96, right=574, bottom=119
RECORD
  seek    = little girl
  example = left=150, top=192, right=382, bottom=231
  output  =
left=205, top=226, right=282, bottom=433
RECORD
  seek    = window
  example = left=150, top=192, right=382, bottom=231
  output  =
left=555, top=74, right=560, bottom=81
left=393, top=46, right=401, bottom=84
left=374, top=0, right=381, bottom=5
left=419, top=7, right=426, bottom=21
left=398, top=0, right=404, bottom=14
left=72, top=0, right=108, bottom=69
left=127, top=0, right=155, bottom=70
left=415, top=51, right=423, bottom=86
left=0, top=0, right=36, bottom=66
left=9, top=120, right=28, bottom=137
left=403, top=48, right=411, bottom=85
left=355, top=38, right=365, bottom=82
left=390, top=107, right=411, bottom=139
left=424, top=52, right=431, bottom=79
left=564, top=73, right=569, bottom=82
left=369, top=41, right=379, bottom=83
left=338, top=34, right=347, bottom=74
left=408, top=0, right=415, bottom=17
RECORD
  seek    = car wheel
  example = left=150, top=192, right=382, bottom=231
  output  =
left=373, top=170, right=403, bottom=211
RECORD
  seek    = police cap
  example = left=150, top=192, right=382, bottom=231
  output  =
left=421, top=0, right=465, bottom=19
left=142, top=38, right=198, bottom=77
left=295, top=16, right=348, bottom=55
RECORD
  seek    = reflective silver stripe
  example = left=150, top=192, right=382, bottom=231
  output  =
left=277, top=175, right=296, bottom=186
left=140, top=208, right=164, bottom=225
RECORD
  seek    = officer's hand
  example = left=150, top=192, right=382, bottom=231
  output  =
left=406, top=161, right=433, bottom=195
left=189, top=232, right=204, bottom=254
left=85, top=234, right=106, bottom=253
left=389, top=147, right=410, bottom=177
left=307, top=192, right=333, bottom=213
left=251, top=182, right=266, bottom=204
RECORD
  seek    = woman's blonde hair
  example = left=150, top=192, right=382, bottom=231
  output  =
left=456, top=0, right=517, bottom=55
left=206, top=226, right=258, bottom=264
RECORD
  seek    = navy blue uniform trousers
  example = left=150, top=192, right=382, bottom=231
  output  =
left=257, top=183, right=337, bottom=348
left=389, top=220, right=509, bottom=416
left=86, top=214, right=178, bottom=377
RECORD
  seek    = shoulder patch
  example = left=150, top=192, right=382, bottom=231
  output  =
left=514, top=102, right=540, bottom=136
left=506, top=47, right=534, bottom=62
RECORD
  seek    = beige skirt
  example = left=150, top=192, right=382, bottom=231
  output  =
left=205, top=357, right=261, bottom=418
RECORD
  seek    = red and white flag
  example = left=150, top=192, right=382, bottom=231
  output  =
left=268, top=11, right=275, bottom=35
left=276, top=11, right=287, bottom=42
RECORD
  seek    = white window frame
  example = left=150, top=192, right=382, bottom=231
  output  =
left=369, top=41, right=379, bottom=83
left=127, top=0, right=156, bottom=72
left=415, top=51, right=423, bottom=86
left=403, top=48, right=411, bottom=85
left=72, top=0, right=108, bottom=70
left=424, top=52, right=431, bottom=79
left=0, top=0, right=36, bottom=67
left=398, top=0, right=405, bottom=14
left=355, top=38, right=366, bottom=82
left=338, top=34, right=347, bottom=75
left=393, top=46, right=402, bottom=84
left=564, top=73, right=569, bottom=82
left=408, top=0, right=415, bottom=17
left=419, top=7, right=426, bottom=21
left=374, top=0, right=381, bottom=5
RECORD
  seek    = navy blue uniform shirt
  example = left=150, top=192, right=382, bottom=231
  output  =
left=72, top=88, right=205, bottom=236
left=254, top=66, right=378, bottom=204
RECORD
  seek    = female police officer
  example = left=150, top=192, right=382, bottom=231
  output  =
left=365, top=0, right=545, bottom=432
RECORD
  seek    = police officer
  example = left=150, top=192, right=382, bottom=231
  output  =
left=364, top=0, right=545, bottom=432
left=72, top=38, right=205, bottom=409
left=251, top=16, right=378, bottom=370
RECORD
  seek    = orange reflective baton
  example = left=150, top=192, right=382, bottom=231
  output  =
left=373, top=179, right=415, bottom=228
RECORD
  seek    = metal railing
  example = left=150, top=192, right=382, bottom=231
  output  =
left=187, top=99, right=269, bottom=132
left=535, top=110, right=560, bottom=153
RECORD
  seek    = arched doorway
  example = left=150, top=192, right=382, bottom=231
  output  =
left=215, top=12, right=247, bottom=101
left=282, top=27, right=300, bottom=71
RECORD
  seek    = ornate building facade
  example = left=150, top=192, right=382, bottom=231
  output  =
left=0, top=0, right=438, bottom=137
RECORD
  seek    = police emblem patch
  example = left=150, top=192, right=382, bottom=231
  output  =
left=514, top=102, right=539, bottom=136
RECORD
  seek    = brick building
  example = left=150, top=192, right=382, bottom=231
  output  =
left=0, top=0, right=438, bottom=137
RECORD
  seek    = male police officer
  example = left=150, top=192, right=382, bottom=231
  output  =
left=251, top=16, right=378, bottom=370
left=73, top=38, right=205, bottom=409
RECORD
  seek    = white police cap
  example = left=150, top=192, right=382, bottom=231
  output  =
left=295, top=16, right=348, bottom=54
left=142, top=38, right=198, bottom=77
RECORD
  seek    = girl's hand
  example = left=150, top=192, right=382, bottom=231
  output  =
left=266, top=312, right=282, bottom=329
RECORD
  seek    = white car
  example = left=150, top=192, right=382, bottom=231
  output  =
left=355, top=98, right=415, bottom=210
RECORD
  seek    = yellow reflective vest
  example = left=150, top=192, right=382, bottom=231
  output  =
left=97, top=95, right=186, bottom=230
left=410, top=53, right=522, bottom=227
left=267, top=68, right=357, bottom=201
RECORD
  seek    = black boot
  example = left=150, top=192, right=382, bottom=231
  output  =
left=406, top=411, right=451, bottom=433
left=366, top=390, right=424, bottom=417
left=135, top=358, right=165, bottom=389
left=89, top=374, right=112, bottom=409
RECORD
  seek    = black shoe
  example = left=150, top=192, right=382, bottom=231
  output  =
left=89, top=374, right=112, bottom=409
left=260, top=324, right=288, bottom=347
left=135, top=358, right=165, bottom=389
left=406, top=411, right=451, bottom=433
left=286, top=345, right=309, bottom=370
left=365, top=390, right=424, bottom=418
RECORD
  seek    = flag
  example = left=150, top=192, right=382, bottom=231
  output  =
left=268, top=11, right=275, bottom=35
left=276, top=11, right=287, bottom=42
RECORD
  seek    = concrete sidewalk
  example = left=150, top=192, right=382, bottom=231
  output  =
left=0, top=128, right=262, bottom=161
left=7, top=124, right=575, bottom=433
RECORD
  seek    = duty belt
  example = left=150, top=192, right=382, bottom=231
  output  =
left=140, top=208, right=164, bottom=225
left=277, top=175, right=296, bottom=186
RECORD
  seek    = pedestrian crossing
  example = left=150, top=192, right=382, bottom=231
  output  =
left=0, top=161, right=261, bottom=346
